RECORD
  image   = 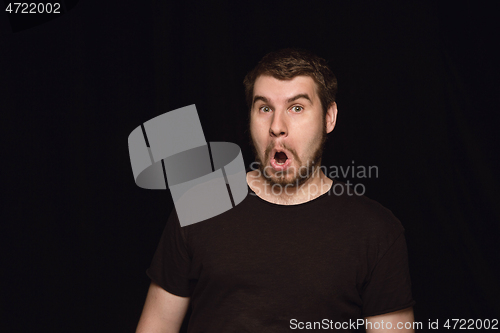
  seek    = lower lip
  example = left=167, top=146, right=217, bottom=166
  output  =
left=270, top=157, right=292, bottom=171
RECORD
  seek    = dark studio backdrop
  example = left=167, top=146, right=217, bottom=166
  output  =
left=1, top=1, right=499, bottom=332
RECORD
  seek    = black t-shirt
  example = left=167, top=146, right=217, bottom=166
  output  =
left=147, top=179, right=415, bottom=332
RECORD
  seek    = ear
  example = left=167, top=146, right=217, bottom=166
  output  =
left=325, top=102, right=338, bottom=134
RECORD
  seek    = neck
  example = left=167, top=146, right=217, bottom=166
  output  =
left=247, top=167, right=333, bottom=205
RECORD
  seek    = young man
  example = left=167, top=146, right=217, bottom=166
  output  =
left=136, top=49, right=416, bottom=332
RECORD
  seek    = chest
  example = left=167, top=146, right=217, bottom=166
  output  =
left=187, top=215, right=367, bottom=301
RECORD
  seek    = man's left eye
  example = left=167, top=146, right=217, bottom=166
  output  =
left=291, top=106, right=303, bottom=112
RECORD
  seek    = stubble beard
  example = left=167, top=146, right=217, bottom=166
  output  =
left=249, top=120, right=328, bottom=190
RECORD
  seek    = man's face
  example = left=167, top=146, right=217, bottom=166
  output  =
left=249, top=75, right=330, bottom=188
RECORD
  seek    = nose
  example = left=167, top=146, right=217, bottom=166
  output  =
left=269, top=109, right=288, bottom=138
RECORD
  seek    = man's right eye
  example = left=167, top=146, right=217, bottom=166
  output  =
left=260, top=106, right=271, bottom=113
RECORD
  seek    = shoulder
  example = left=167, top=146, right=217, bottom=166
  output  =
left=326, top=180, right=404, bottom=238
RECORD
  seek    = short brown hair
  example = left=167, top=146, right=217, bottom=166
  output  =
left=243, top=48, right=337, bottom=116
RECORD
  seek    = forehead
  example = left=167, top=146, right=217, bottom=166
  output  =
left=253, top=75, right=319, bottom=102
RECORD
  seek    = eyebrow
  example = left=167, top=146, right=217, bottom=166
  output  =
left=253, top=95, right=269, bottom=106
left=286, top=93, right=312, bottom=104
left=252, top=93, right=313, bottom=107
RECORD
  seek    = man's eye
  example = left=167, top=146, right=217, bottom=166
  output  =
left=291, top=106, right=303, bottom=112
left=260, top=106, right=271, bottom=113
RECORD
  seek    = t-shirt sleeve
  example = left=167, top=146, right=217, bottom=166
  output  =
left=361, top=230, right=416, bottom=317
left=146, top=208, right=191, bottom=297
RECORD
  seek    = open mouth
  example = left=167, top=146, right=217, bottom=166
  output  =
left=270, top=149, right=292, bottom=171
left=274, top=151, right=288, bottom=165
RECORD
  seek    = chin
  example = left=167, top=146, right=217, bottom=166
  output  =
left=264, top=170, right=311, bottom=188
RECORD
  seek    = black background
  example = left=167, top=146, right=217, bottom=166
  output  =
left=2, top=1, right=499, bottom=332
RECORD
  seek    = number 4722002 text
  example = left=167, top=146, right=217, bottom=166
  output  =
left=443, top=318, right=498, bottom=330
left=5, top=3, right=61, bottom=14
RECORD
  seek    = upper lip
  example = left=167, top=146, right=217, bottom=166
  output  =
left=270, top=147, right=291, bottom=160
